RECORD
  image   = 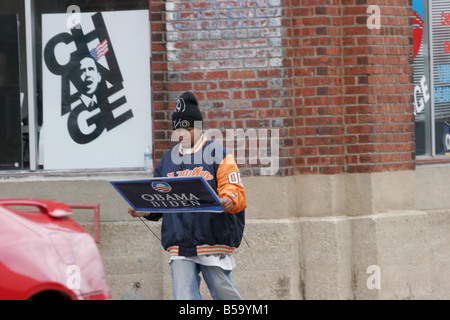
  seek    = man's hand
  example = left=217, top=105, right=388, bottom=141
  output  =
left=128, top=208, right=148, bottom=218
left=220, top=197, right=234, bottom=213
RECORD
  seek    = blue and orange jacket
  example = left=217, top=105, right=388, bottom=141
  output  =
left=145, top=135, right=246, bottom=257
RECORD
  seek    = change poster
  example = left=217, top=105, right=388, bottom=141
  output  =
left=41, top=10, right=151, bottom=170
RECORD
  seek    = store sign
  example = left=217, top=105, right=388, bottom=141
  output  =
left=413, top=0, right=430, bottom=116
left=414, top=75, right=430, bottom=114
left=110, top=177, right=224, bottom=213
left=41, top=10, right=151, bottom=170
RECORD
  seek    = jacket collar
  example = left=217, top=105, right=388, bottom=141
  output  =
left=179, top=134, right=207, bottom=155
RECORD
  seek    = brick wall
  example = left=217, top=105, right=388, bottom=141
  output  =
left=150, top=0, right=415, bottom=176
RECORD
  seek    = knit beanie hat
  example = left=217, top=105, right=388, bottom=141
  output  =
left=171, top=92, right=203, bottom=130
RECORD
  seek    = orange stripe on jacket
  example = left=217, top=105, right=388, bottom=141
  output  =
left=197, top=245, right=235, bottom=252
left=167, top=245, right=235, bottom=256
left=216, top=153, right=247, bottom=214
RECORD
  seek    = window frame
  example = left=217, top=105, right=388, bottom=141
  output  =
left=10, top=0, right=153, bottom=173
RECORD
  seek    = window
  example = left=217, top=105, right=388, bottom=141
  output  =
left=0, top=1, right=25, bottom=169
left=0, top=0, right=151, bottom=172
left=414, top=0, right=450, bottom=158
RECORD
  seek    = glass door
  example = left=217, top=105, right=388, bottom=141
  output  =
left=0, top=14, right=22, bottom=169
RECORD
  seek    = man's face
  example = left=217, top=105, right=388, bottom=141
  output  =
left=79, top=57, right=101, bottom=95
left=174, top=127, right=201, bottom=148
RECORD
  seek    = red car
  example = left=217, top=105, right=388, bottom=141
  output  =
left=0, top=199, right=111, bottom=300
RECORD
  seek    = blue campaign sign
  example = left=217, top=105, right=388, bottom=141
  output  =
left=110, top=176, right=223, bottom=213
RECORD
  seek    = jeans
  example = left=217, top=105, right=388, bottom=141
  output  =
left=170, top=259, right=242, bottom=300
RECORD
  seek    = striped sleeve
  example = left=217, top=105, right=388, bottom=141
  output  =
left=216, top=153, right=247, bottom=214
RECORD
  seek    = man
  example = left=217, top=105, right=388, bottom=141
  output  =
left=128, top=92, right=246, bottom=300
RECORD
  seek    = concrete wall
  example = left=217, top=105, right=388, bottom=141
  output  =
left=416, top=165, right=450, bottom=211
left=80, top=209, right=450, bottom=300
left=1, top=166, right=450, bottom=299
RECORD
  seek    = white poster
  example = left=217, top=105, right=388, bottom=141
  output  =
left=42, top=10, right=152, bottom=170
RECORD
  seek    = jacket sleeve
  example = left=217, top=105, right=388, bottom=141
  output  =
left=216, top=153, right=247, bottom=214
